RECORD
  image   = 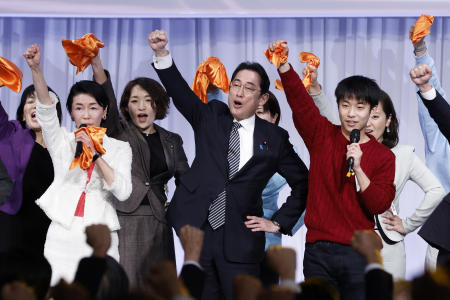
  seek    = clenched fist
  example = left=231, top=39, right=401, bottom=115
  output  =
left=148, top=29, right=169, bottom=57
left=410, top=64, right=433, bottom=93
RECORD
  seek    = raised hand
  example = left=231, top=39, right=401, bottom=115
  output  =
left=268, top=40, right=289, bottom=57
left=266, top=246, right=296, bottom=280
left=75, top=131, right=96, bottom=154
left=351, top=230, right=383, bottom=264
left=303, top=64, right=320, bottom=94
left=85, top=224, right=111, bottom=258
left=233, top=274, right=262, bottom=300
left=23, top=44, right=41, bottom=70
left=410, top=64, right=433, bottom=92
left=148, top=29, right=169, bottom=57
left=179, top=225, right=204, bottom=262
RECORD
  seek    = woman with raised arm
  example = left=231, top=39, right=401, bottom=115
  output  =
left=23, top=44, right=132, bottom=285
left=0, top=75, right=62, bottom=255
left=89, top=53, right=189, bottom=288
left=307, top=65, right=445, bottom=279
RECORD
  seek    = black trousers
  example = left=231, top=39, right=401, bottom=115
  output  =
left=200, top=225, right=260, bottom=300
left=304, top=241, right=366, bottom=300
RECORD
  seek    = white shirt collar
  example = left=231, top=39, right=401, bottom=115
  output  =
left=234, top=114, right=255, bottom=132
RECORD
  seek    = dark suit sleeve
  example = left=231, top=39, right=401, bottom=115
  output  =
left=271, top=131, right=309, bottom=235
left=173, top=133, right=190, bottom=186
left=74, top=257, right=106, bottom=298
left=419, top=90, right=450, bottom=143
left=179, top=264, right=205, bottom=300
left=365, top=268, right=393, bottom=300
left=153, top=61, right=207, bottom=129
left=0, top=157, right=13, bottom=206
left=99, top=70, right=122, bottom=137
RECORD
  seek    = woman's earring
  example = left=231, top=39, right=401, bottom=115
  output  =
left=386, top=127, right=390, bottom=133
left=103, top=115, right=107, bottom=120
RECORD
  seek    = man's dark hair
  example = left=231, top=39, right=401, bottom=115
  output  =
left=17, top=84, right=62, bottom=128
left=66, top=80, right=109, bottom=113
left=262, top=91, right=281, bottom=125
left=378, top=90, right=399, bottom=149
left=335, top=75, right=380, bottom=109
left=231, top=62, right=270, bottom=95
left=120, top=77, right=170, bottom=121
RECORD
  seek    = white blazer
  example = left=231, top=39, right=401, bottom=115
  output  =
left=35, top=93, right=132, bottom=231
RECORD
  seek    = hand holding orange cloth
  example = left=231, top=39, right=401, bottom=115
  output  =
left=265, top=41, right=288, bottom=68
left=70, top=126, right=107, bottom=171
left=192, top=57, right=230, bottom=103
left=62, top=33, right=104, bottom=74
left=0, top=57, right=23, bottom=93
left=299, top=52, right=320, bottom=90
left=409, top=14, right=434, bottom=44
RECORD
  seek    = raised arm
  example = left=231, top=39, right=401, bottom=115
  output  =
left=269, top=40, right=333, bottom=148
left=306, top=65, right=340, bottom=125
left=173, top=133, right=189, bottom=186
left=91, top=55, right=121, bottom=137
left=148, top=30, right=206, bottom=128
left=410, top=64, right=450, bottom=142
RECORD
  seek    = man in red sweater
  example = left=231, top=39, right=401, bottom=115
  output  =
left=268, top=41, right=395, bottom=300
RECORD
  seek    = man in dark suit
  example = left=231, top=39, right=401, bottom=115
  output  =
left=148, top=30, right=309, bottom=300
left=0, top=156, right=13, bottom=206
left=410, top=64, right=450, bottom=267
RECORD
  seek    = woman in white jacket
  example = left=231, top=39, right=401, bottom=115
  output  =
left=24, top=44, right=132, bottom=285
left=306, top=66, right=445, bottom=279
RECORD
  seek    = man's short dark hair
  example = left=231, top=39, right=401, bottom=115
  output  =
left=120, top=77, right=170, bottom=121
left=262, top=91, right=281, bottom=125
left=231, top=62, right=270, bottom=95
left=335, top=75, right=380, bottom=109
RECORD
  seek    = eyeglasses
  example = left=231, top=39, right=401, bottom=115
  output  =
left=230, top=80, right=260, bottom=96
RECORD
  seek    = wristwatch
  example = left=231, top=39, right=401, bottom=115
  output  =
left=272, top=220, right=281, bottom=232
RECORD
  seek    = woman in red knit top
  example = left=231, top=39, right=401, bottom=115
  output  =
left=269, top=40, right=395, bottom=300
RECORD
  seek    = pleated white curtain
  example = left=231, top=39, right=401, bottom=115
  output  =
left=1, top=16, right=449, bottom=281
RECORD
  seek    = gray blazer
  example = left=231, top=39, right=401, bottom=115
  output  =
left=101, top=75, right=189, bottom=221
left=0, top=156, right=13, bottom=206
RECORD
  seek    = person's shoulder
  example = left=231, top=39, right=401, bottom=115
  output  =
left=369, top=137, right=396, bottom=161
left=155, top=124, right=184, bottom=141
left=391, top=144, right=415, bottom=157
left=104, top=135, right=132, bottom=151
left=208, top=99, right=230, bottom=115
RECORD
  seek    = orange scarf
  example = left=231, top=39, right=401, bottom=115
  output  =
left=410, top=14, right=434, bottom=44
left=70, top=126, right=107, bottom=170
left=192, top=57, right=230, bottom=103
left=265, top=41, right=288, bottom=68
left=299, top=52, right=320, bottom=90
left=62, top=33, right=104, bottom=74
left=0, top=57, right=23, bottom=93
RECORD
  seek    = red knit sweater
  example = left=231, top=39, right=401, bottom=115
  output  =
left=279, top=66, right=395, bottom=245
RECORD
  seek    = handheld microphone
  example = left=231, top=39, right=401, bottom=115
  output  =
left=74, top=124, right=87, bottom=158
left=346, top=129, right=360, bottom=177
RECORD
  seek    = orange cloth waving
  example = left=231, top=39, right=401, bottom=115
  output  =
left=275, top=79, right=284, bottom=91
left=70, top=126, right=107, bottom=171
left=265, top=41, right=288, bottom=68
left=192, top=57, right=230, bottom=103
left=0, top=57, right=23, bottom=93
left=299, top=52, right=320, bottom=90
left=62, top=33, right=104, bottom=74
left=409, top=14, right=434, bottom=44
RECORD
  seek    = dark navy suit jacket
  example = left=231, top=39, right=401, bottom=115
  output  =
left=154, top=61, right=309, bottom=264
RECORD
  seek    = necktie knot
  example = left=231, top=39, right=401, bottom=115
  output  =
left=232, top=121, right=242, bottom=131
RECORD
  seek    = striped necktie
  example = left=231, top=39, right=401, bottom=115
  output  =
left=208, top=121, right=242, bottom=229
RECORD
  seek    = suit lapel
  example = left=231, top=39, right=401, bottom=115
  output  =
left=128, top=122, right=151, bottom=180
left=214, top=114, right=234, bottom=179
left=153, top=124, right=173, bottom=180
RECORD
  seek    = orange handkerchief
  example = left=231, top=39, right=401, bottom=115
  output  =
left=0, top=57, right=23, bottom=93
left=62, top=33, right=104, bottom=74
left=409, top=14, right=434, bottom=44
left=192, top=57, right=230, bottom=103
left=70, top=126, right=107, bottom=171
left=275, top=79, right=284, bottom=91
left=299, top=52, right=320, bottom=90
left=265, top=41, right=288, bottom=68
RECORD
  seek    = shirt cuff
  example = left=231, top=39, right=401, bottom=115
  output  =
left=421, top=87, right=436, bottom=101
left=365, top=263, right=383, bottom=273
left=183, top=260, right=203, bottom=271
left=279, top=279, right=301, bottom=293
left=153, top=53, right=173, bottom=69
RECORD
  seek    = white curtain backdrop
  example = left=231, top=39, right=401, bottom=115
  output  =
left=1, top=16, right=449, bottom=281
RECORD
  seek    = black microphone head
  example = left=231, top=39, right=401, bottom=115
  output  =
left=79, top=124, right=87, bottom=128
left=350, top=129, right=360, bottom=143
